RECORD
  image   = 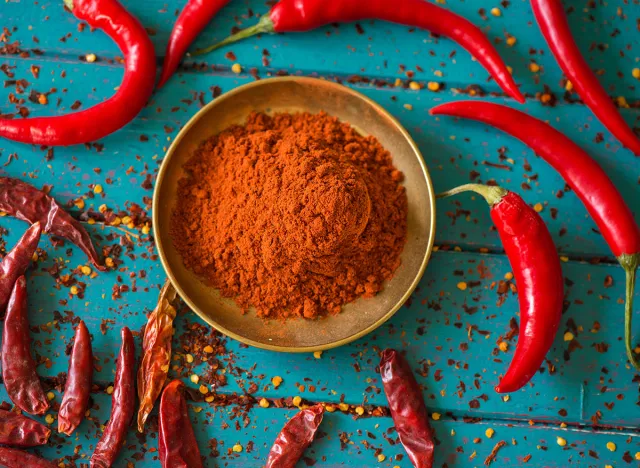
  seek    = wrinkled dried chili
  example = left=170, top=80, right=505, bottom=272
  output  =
left=2, top=276, right=49, bottom=415
left=158, top=380, right=203, bottom=467
left=437, top=184, right=564, bottom=392
left=59, top=320, right=93, bottom=436
left=137, top=281, right=177, bottom=432
left=91, top=327, right=136, bottom=468
left=265, top=404, right=324, bottom=468
left=0, top=447, right=56, bottom=468
left=379, top=349, right=434, bottom=468
left=0, top=222, right=41, bottom=313
left=0, top=178, right=105, bottom=270
left=0, top=408, right=51, bottom=447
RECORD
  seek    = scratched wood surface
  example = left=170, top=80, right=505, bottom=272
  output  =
left=1, top=0, right=639, bottom=466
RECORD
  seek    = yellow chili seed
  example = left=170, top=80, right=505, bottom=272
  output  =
left=634, top=451, right=640, bottom=460
left=199, top=385, right=208, bottom=394
left=457, top=282, right=467, bottom=291
left=409, top=81, right=421, bottom=91
left=563, top=332, right=574, bottom=341
left=313, top=351, right=323, bottom=359
left=432, top=412, right=441, bottom=421
left=632, top=68, right=640, bottom=80
left=557, top=436, right=566, bottom=447
left=231, top=63, right=242, bottom=74
left=338, top=403, right=349, bottom=412
left=292, top=396, right=302, bottom=406
left=504, top=272, right=513, bottom=280
left=47, top=392, right=55, bottom=401
left=74, top=198, right=85, bottom=209
left=565, top=80, right=573, bottom=91
left=205, top=395, right=215, bottom=403
left=403, top=103, right=413, bottom=110
left=106, top=385, right=114, bottom=395
left=94, top=184, right=103, bottom=194
left=506, top=36, right=516, bottom=47
left=325, top=405, right=336, bottom=413
left=606, top=442, right=616, bottom=452
left=203, top=345, right=214, bottom=353
left=499, top=341, right=508, bottom=352
left=259, top=398, right=270, bottom=408
left=105, top=257, right=114, bottom=267
left=486, top=428, right=495, bottom=438
left=85, top=53, right=97, bottom=63
left=355, top=406, right=365, bottom=416
left=70, top=286, right=79, bottom=295
left=232, top=444, right=243, bottom=453
left=427, top=81, right=440, bottom=92
left=186, top=354, right=194, bottom=363
left=377, top=454, right=386, bottom=462
left=121, top=216, right=132, bottom=225
left=45, top=414, right=54, bottom=425
left=272, top=376, right=283, bottom=388
left=190, top=374, right=199, bottom=384
left=490, top=7, right=501, bottom=16
left=529, top=62, right=540, bottom=73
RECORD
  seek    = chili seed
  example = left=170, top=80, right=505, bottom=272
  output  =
left=45, top=414, right=54, bottom=425
left=199, top=385, right=208, bottom=394
left=529, top=63, right=540, bottom=73
left=313, top=351, right=322, bottom=359
left=106, top=385, right=114, bottom=395
left=606, top=442, right=616, bottom=451
left=325, top=404, right=336, bottom=413
left=499, top=341, right=508, bottom=352
left=533, top=203, right=543, bottom=212
left=205, top=395, right=214, bottom=403
left=186, top=354, right=194, bottom=363
left=431, top=412, right=441, bottom=420
left=355, top=406, right=365, bottom=416
left=94, top=184, right=103, bottom=194
left=565, top=80, right=574, bottom=91
left=409, top=81, right=421, bottom=91
left=556, top=437, right=566, bottom=447
left=259, top=398, right=269, bottom=408
left=394, top=78, right=403, bottom=87
left=502, top=395, right=510, bottom=402
left=403, top=103, right=413, bottom=110
left=427, top=82, right=440, bottom=92
left=105, top=257, right=115, bottom=267
left=232, top=444, right=243, bottom=453
left=142, top=224, right=151, bottom=235
left=231, top=63, right=242, bottom=74
left=377, top=454, right=386, bottom=462
left=272, top=376, right=283, bottom=388
left=38, top=94, right=48, bottom=105
left=46, top=392, right=55, bottom=401
left=81, top=265, right=92, bottom=275
left=634, top=452, right=640, bottom=460
left=504, top=272, right=513, bottom=280
left=506, top=36, right=516, bottom=47
left=563, top=332, right=574, bottom=341
left=292, top=396, right=302, bottom=406
left=632, top=68, right=640, bottom=80
left=457, top=282, right=467, bottom=291
left=338, top=403, right=349, bottom=412
left=70, top=286, right=79, bottom=295
left=190, top=374, right=199, bottom=384
left=490, top=7, right=501, bottom=16
left=485, top=428, right=495, bottom=438
left=121, top=216, right=132, bottom=225
left=203, top=345, right=214, bottom=353
left=85, top=53, right=97, bottom=62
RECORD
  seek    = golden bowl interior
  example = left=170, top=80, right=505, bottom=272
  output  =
left=153, top=77, right=435, bottom=352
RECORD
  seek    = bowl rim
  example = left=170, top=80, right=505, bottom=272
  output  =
left=152, top=76, right=436, bottom=352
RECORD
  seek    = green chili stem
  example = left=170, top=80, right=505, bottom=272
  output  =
left=189, top=15, right=276, bottom=57
left=436, top=183, right=508, bottom=207
left=620, top=253, right=640, bottom=370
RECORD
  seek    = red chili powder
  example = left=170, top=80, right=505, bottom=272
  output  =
left=171, top=111, right=408, bottom=319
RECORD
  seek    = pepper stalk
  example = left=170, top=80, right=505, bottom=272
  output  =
left=191, top=14, right=275, bottom=56
left=620, top=253, right=640, bottom=370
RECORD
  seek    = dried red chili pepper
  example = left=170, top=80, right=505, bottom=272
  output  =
left=91, top=327, right=136, bottom=468
left=530, top=0, right=640, bottom=155
left=2, top=276, right=50, bottom=415
left=0, top=408, right=51, bottom=447
left=158, top=0, right=231, bottom=87
left=437, top=184, right=564, bottom=392
left=158, top=380, right=203, bottom=468
left=58, top=320, right=93, bottom=436
left=431, top=101, right=640, bottom=370
left=379, top=349, right=434, bottom=467
left=265, top=404, right=324, bottom=468
left=0, top=447, right=56, bottom=468
left=0, top=222, right=41, bottom=312
left=194, top=0, right=524, bottom=103
left=0, top=0, right=155, bottom=146
left=0, top=177, right=105, bottom=271
left=137, top=281, right=178, bottom=432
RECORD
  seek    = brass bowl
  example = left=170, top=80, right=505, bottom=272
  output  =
left=153, top=77, right=435, bottom=352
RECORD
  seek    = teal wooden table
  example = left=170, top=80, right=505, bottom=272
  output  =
left=1, top=0, right=639, bottom=466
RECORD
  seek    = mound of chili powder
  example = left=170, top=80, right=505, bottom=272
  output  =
left=171, top=111, right=407, bottom=319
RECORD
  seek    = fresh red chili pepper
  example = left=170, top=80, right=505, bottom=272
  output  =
left=265, top=404, right=324, bottom=468
left=431, top=100, right=640, bottom=370
left=0, top=177, right=105, bottom=271
left=0, top=222, right=41, bottom=313
left=194, top=0, right=524, bottom=103
left=158, top=0, right=231, bottom=88
left=2, top=276, right=50, bottom=415
left=437, top=184, right=564, bottom=392
left=91, top=327, right=136, bottom=468
left=0, top=408, right=51, bottom=447
left=58, top=320, right=93, bottom=436
left=137, top=281, right=177, bottom=432
left=158, top=380, right=203, bottom=468
left=0, top=447, right=56, bottom=468
left=530, top=0, right=640, bottom=155
left=0, top=0, right=155, bottom=146
left=379, top=349, right=434, bottom=467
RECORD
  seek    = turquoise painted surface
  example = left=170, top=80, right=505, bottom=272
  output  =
left=0, top=0, right=639, bottom=466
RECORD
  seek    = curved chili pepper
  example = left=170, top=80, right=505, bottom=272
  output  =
left=58, top=320, right=93, bottom=436
left=437, top=185, right=564, bottom=392
left=194, top=0, right=524, bottom=103
left=379, top=349, right=434, bottom=467
left=0, top=408, right=51, bottom=447
left=0, top=222, right=41, bottom=313
left=158, top=0, right=231, bottom=88
left=91, top=327, right=136, bottom=468
left=0, top=447, right=57, bottom=468
left=0, top=0, right=155, bottom=146
left=158, top=380, right=203, bottom=468
left=2, top=276, right=50, bottom=415
left=0, top=177, right=105, bottom=271
left=530, top=0, right=640, bottom=155
left=431, top=100, right=640, bottom=370
left=137, top=281, right=177, bottom=432
left=265, top=404, right=324, bottom=468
